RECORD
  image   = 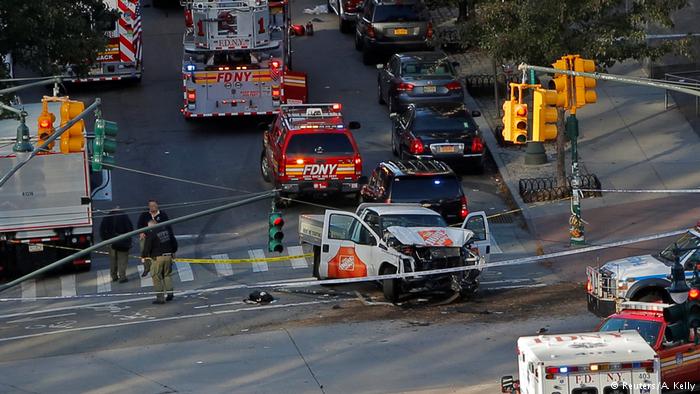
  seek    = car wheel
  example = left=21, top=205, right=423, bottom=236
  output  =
left=362, top=48, right=374, bottom=65
left=354, top=34, right=363, bottom=51
left=377, top=81, right=385, bottom=105
left=381, top=265, right=401, bottom=302
left=391, top=130, right=398, bottom=155
left=260, top=152, right=271, bottom=182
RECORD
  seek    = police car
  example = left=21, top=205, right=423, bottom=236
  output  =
left=586, top=221, right=700, bottom=317
left=260, top=104, right=365, bottom=204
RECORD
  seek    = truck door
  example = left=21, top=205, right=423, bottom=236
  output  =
left=461, top=211, right=491, bottom=263
left=658, top=340, right=700, bottom=386
left=320, top=210, right=379, bottom=279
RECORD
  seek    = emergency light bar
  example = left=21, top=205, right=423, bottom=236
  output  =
left=280, top=104, right=345, bottom=125
left=620, top=301, right=671, bottom=312
left=544, top=360, right=655, bottom=378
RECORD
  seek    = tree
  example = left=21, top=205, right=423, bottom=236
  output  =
left=0, top=0, right=118, bottom=77
left=436, top=0, right=690, bottom=183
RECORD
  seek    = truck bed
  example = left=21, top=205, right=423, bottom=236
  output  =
left=298, top=214, right=324, bottom=246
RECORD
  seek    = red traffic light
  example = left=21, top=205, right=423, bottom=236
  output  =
left=39, top=118, right=51, bottom=128
left=689, top=288, right=700, bottom=301
left=515, top=105, right=527, bottom=117
left=273, top=217, right=284, bottom=227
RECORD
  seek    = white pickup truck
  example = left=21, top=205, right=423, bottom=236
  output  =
left=298, top=203, right=491, bottom=301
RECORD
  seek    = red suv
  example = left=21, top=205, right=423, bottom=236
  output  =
left=261, top=104, right=365, bottom=204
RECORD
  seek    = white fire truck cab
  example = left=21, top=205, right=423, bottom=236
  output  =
left=181, top=0, right=307, bottom=118
left=501, top=331, right=662, bottom=394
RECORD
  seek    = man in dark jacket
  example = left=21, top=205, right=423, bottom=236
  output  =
left=99, top=208, right=134, bottom=283
left=141, top=220, right=178, bottom=304
left=136, top=200, right=169, bottom=277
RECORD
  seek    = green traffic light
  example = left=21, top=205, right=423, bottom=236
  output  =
left=268, top=211, right=284, bottom=253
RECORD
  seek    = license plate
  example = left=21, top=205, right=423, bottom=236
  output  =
left=28, top=244, right=44, bottom=252
left=313, top=182, right=329, bottom=190
left=394, top=28, right=409, bottom=35
left=423, top=86, right=437, bottom=93
left=436, top=145, right=458, bottom=153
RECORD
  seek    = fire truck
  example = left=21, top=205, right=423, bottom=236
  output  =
left=598, top=302, right=700, bottom=388
left=65, top=0, right=143, bottom=83
left=181, top=0, right=307, bottom=118
left=0, top=99, right=100, bottom=278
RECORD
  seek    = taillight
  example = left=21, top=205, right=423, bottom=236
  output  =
left=354, top=155, right=362, bottom=174
left=367, top=25, right=375, bottom=38
left=185, top=10, right=193, bottom=27
left=426, top=22, right=433, bottom=39
left=196, top=20, right=204, bottom=36
left=471, top=136, right=484, bottom=153
left=409, top=137, right=424, bottom=154
left=460, top=195, right=469, bottom=219
left=396, top=82, right=414, bottom=92
left=586, top=279, right=593, bottom=293
left=271, top=59, right=280, bottom=69
left=187, top=89, right=196, bottom=103
left=272, top=86, right=281, bottom=100
left=445, top=81, right=462, bottom=90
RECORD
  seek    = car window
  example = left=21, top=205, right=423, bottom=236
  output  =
left=659, top=232, right=700, bottom=263
left=328, top=214, right=354, bottom=240
left=598, top=318, right=661, bottom=347
left=364, top=211, right=381, bottom=235
left=380, top=214, right=447, bottom=233
left=372, top=4, right=427, bottom=23
left=465, top=215, right=487, bottom=241
left=401, top=61, right=453, bottom=77
left=285, top=134, right=355, bottom=155
left=389, top=176, right=462, bottom=202
left=412, top=110, right=478, bottom=135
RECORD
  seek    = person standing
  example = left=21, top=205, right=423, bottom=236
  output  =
left=99, top=208, right=134, bottom=283
left=137, top=200, right=169, bottom=277
left=141, top=220, right=178, bottom=304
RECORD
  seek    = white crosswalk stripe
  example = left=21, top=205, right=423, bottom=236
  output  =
left=175, top=262, right=194, bottom=282
left=249, top=249, right=268, bottom=272
left=60, top=275, right=76, bottom=297
left=212, top=254, right=233, bottom=276
left=137, top=265, right=153, bottom=287
left=96, top=269, right=112, bottom=293
left=21, top=279, right=36, bottom=300
left=288, top=246, right=308, bottom=269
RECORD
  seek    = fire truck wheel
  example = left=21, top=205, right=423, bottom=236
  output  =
left=381, top=265, right=401, bottom=302
left=260, top=152, right=271, bottom=183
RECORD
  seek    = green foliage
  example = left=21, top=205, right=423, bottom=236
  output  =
left=0, top=0, right=118, bottom=76
left=434, top=0, right=690, bottom=66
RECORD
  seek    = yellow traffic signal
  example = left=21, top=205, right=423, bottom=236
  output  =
left=573, top=57, right=597, bottom=108
left=501, top=100, right=514, bottom=143
left=501, top=83, right=529, bottom=144
left=37, top=101, right=56, bottom=152
left=532, top=88, right=559, bottom=142
left=59, top=100, right=85, bottom=153
left=512, top=103, right=528, bottom=144
left=551, top=58, right=571, bottom=108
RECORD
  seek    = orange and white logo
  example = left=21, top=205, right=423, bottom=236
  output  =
left=417, top=229, right=453, bottom=246
left=339, top=255, right=355, bottom=271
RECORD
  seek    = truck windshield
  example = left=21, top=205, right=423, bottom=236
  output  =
left=285, top=134, right=355, bottom=156
left=380, top=214, right=447, bottom=233
left=598, top=318, right=661, bottom=347
left=659, top=232, right=700, bottom=262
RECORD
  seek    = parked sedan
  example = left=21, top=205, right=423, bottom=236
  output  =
left=377, top=51, right=463, bottom=113
left=390, top=103, right=485, bottom=173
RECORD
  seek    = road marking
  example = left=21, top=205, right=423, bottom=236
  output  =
left=0, top=300, right=335, bottom=343
left=490, top=235, right=503, bottom=254
left=60, top=275, right=77, bottom=297
left=7, top=313, right=77, bottom=324
left=21, top=280, right=36, bottom=301
left=249, top=249, right=268, bottom=272
left=193, top=301, right=245, bottom=309
left=288, top=245, right=308, bottom=269
left=212, top=254, right=233, bottom=276
left=175, top=262, right=194, bottom=282
left=96, top=270, right=112, bottom=293
left=137, top=265, right=153, bottom=287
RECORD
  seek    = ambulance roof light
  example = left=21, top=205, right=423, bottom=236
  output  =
left=332, top=103, right=341, bottom=111
left=185, top=64, right=196, bottom=72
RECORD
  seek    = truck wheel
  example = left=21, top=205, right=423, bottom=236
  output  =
left=312, top=246, right=321, bottom=279
left=381, top=265, right=401, bottom=302
left=260, top=152, right=271, bottom=183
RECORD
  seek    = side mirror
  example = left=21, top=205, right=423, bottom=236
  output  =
left=258, top=122, right=270, bottom=131
left=452, top=61, right=460, bottom=68
left=389, top=113, right=398, bottom=120
left=471, top=110, right=481, bottom=117
left=348, top=121, right=361, bottom=130
left=376, top=64, right=384, bottom=70
left=358, top=175, right=369, bottom=185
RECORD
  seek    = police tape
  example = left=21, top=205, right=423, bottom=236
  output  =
left=0, top=227, right=689, bottom=303
left=580, top=188, right=700, bottom=193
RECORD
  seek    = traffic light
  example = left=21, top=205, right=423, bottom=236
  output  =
left=688, top=288, right=700, bottom=333
left=37, top=101, right=56, bottom=151
left=532, top=88, right=559, bottom=142
left=573, top=57, right=597, bottom=108
left=501, top=83, right=528, bottom=144
left=92, top=119, right=119, bottom=171
left=59, top=100, right=86, bottom=153
left=551, top=58, right=571, bottom=109
left=664, top=302, right=689, bottom=343
left=268, top=211, right=284, bottom=253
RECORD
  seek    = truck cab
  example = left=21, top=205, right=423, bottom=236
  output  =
left=597, top=302, right=700, bottom=386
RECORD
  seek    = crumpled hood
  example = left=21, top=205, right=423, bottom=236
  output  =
left=386, top=226, right=473, bottom=247
left=601, top=254, right=668, bottom=279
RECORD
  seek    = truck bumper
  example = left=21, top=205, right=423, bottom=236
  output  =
left=587, top=293, right=616, bottom=317
left=279, top=180, right=361, bottom=195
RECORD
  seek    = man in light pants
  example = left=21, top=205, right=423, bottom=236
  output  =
left=137, top=200, right=169, bottom=277
left=141, top=220, right=178, bottom=304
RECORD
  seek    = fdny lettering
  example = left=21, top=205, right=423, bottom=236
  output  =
left=532, top=332, right=623, bottom=344
left=303, top=164, right=337, bottom=176
left=217, top=71, right=253, bottom=83
left=574, top=375, right=594, bottom=384
left=605, top=372, right=622, bottom=382
left=215, top=38, right=250, bottom=48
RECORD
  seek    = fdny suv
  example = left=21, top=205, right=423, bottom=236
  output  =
left=260, top=104, right=364, bottom=203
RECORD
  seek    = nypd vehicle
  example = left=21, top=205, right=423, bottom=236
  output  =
left=586, top=222, right=700, bottom=317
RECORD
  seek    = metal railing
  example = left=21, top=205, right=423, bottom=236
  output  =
left=664, top=70, right=700, bottom=116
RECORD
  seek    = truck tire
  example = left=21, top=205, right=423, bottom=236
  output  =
left=260, top=152, right=271, bottom=183
left=381, top=265, right=401, bottom=302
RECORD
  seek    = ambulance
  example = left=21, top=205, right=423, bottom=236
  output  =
left=501, top=331, right=662, bottom=394
left=181, top=0, right=307, bottom=118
